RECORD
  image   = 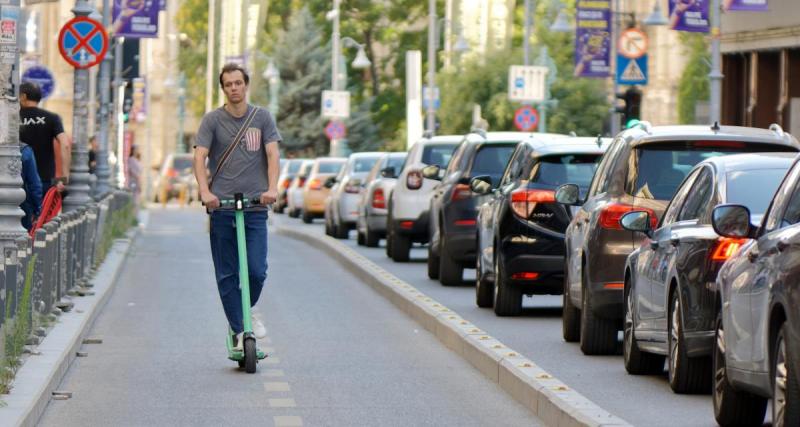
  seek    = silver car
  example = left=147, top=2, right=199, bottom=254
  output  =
left=356, top=152, right=407, bottom=247
left=324, top=152, right=382, bottom=238
left=286, top=159, right=314, bottom=218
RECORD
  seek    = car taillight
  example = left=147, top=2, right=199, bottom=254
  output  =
left=450, top=183, right=472, bottom=202
left=511, top=272, right=540, bottom=280
left=345, top=183, right=360, bottom=194
left=407, top=171, right=423, bottom=190
left=510, top=189, right=555, bottom=219
left=400, top=221, right=414, bottom=230
left=372, top=189, right=386, bottom=209
left=281, top=178, right=291, bottom=189
left=308, top=179, right=322, bottom=190
left=710, top=238, right=747, bottom=262
left=166, top=167, right=178, bottom=178
left=454, top=219, right=476, bottom=226
left=297, top=177, right=307, bottom=188
left=598, top=203, right=658, bottom=230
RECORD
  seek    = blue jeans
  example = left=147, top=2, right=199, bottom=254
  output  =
left=209, top=210, right=268, bottom=334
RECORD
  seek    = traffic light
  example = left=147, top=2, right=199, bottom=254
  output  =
left=615, top=86, right=643, bottom=129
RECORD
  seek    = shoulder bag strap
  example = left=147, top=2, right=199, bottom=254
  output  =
left=209, top=106, right=260, bottom=189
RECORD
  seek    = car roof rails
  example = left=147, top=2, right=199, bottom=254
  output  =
left=469, top=127, right=487, bottom=138
left=770, top=123, right=786, bottom=138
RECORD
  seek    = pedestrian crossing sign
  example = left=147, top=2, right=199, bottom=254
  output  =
left=616, top=54, right=648, bottom=86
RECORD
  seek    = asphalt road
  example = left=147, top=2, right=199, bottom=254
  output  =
left=37, top=207, right=540, bottom=427
left=276, top=215, right=724, bottom=427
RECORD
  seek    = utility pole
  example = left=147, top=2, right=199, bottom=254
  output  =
left=94, top=0, right=112, bottom=196
left=329, top=0, right=341, bottom=156
left=610, top=0, right=621, bottom=137
left=63, top=0, right=96, bottom=212
left=709, top=0, right=723, bottom=124
left=426, top=0, right=436, bottom=134
left=113, top=38, right=126, bottom=188
left=524, top=0, right=532, bottom=66
left=0, top=0, right=26, bottom=246
left=205, top=0, right=215, bottom=114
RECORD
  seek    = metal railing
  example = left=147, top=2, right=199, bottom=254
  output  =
left=0, top=190, right=134, bottom=390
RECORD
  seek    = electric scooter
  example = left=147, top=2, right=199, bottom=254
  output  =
left=218, top=193, right=268, bottom=373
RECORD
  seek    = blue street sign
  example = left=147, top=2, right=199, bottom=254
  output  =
left=422, top=86, right=440, bottom=110
left=616, top=54, right=648, bottom=86
left=514, top=77, right=524, bottom=89
left=22, top=65, right=55, bottom=99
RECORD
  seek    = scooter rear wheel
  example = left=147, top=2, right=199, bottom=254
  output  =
left=244, top=338, right=257, bottom=373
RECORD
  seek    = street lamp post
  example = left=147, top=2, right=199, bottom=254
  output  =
left=426, top=0, right=436, bottom=134
left=63, top=0, right=97, bottom=212
left=94, top=0, right=113, bottom=197
left=263, top=60, right=280, bottom=117
left=709, top=0, right=723, bottom=124
left=113, top=37, right=126, bottom=188
left=0, top=0, right=26, bottom=246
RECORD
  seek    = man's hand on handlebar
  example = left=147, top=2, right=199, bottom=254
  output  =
left=201, top=189, right=220, bottom=209
left=260, top=189, right=278, bottom=206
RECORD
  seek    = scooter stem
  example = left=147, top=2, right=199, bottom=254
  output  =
left=234, top=193, right=253, bottom=334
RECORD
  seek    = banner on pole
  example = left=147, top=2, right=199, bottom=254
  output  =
left=668, top=0, right=710, bottom=33
left=111, top=0, right=159, bottom=38
left=723, top=0, right=767, bottom=11
left=574, top=0, right=611, bottom=78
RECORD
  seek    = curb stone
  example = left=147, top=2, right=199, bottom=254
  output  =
left=0, top=215, right=144, bottom=427
left=277, top=225, right=632, bottom=427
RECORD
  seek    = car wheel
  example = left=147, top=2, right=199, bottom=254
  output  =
left=475, top=250, right=493, bottom=308
left=439, top=238, right=463, bottom=286
left=288, top=208, right=299, bottom=218
left=390, top=231, right=411, bottom=262
left=562, top=262, right=581, bottom=343
left=364, top=226, right=380, bottom=247
left=427, top=238, right=440, bottom=280
left=386, top=226, right=394, bottom=258
left=579, top=266, right=618, bottom=355
left=333, top=219, right=349, bottom=239
left=356, top=230, right=365, bottom=245
left=713, top=311, right=767, bottom=426
left=623, top=281, right=665, bottom=374
left=302, top=210, right=313, bottom=224
left=324, top=218, right=333, bottom=236
left=493, top=255, right=521, bottom=316
left=668, top=289, right=712, bottom=394
left=773, top=323, right=800, bottom=427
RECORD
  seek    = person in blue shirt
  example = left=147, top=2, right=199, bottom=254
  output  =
left=20, top=142, right=43, bottom=231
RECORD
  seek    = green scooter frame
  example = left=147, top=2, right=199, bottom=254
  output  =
left=219, top=193, right=267, bottom=373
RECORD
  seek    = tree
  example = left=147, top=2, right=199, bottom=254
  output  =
left=677, top=33, right=710, bottom=124
left=176, top=0, right=209, bottom=118
left=272, top=7, right=331, bottom=155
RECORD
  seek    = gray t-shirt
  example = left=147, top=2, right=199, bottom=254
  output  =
left=196, top=105, right=282, bottom=202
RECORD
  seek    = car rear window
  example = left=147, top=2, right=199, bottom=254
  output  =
left=469, top=144, right=516, bottom=184
left=350, top=157, right=380, bottom=173
left=630, top=142, right=796, bottom=200
left=387, top=155, right=406, bottom=171
left=288, top=160, right=303, bottom=174
left=172, top=157, right=193, bottom=171
left=529, top=154, right=601, bottom=189
left=726, top=168, right=788, bottom=216
left=317, top=162, right=344, bottom=174
left=421, top=144, right=458, bottom=167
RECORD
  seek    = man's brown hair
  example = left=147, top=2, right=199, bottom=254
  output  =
left=218, top=63, right=250, bottom=88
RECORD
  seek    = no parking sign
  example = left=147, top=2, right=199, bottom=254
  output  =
left=58, top=16, right=108, bottom=69
left=514, top=106, right=539, bottom=132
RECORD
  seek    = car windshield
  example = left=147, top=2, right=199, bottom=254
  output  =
left=529, top=154, right=601, bottom=189
left=726, top=168, right=788, bottom=216
left=288, top=160, right=303, bottom=174
left=350, top=157, right=380, bottom=174
left=172, top=157, right=193, bottom=172
left=421, top=144, right=458, bottom=167
left=318, top=162, right=344, bottom=174
left=630, top=141, right=795, bottom=200
left=469, top=144, right=516, bottom=184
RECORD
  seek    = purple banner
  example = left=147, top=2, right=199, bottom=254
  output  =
left=111, top=0, right=159, bottom=38
left=574, top=1, right=611, bottom=78
left=723, top=0, right=768, bottom=11
left=669, top=0, right=709, bottom=33
left=159, top=0, right=166, bottom=11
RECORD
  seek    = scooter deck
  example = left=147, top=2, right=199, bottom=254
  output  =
left=225, top=333, right=268, bottom=361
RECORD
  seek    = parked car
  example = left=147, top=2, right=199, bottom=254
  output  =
left=301, top=157, right=346, bottom=223
left=324, top=152, right=383, bottom=238
left=711, top=151, right=800, bottom=427
left=275, top=158, right=307, bottom=213
left=155, top=153, right=196, bottom=204
left=425, top=131, right=528, bottom=286
left=555, top=123, right=799, bottom=355
left=356, top=152, right=407, bottom=247
left=620, top=153, right=796, bottom=394
left=386, top=135, right=461, bottom=261
left=287, top=160, right=314, bottom=218
left=473, top=135, right=610, bottom=315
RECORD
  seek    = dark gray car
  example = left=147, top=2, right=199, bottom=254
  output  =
left=556, top=123, right=799, bottom=355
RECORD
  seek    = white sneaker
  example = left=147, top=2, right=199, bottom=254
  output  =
left=232, top=332, right=244, bottom=351
left=251, top=314, right=267, bottom=339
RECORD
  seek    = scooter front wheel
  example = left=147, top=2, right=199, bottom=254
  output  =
left=244, top=337, right=257, bottom=373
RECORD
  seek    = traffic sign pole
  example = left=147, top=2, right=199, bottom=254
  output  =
left=94, top=0, right=112, bottom=196
left=63, top=0, right=100, bottom=212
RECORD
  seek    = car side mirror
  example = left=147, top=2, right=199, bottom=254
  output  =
left=324, top=176, right=337, bottom=189
left=380, top=166, right=396, bottom=178
left=712, top=204, right=753, bottom=238
left=620, top=211, right=653, bottom=237
left=470, top=176, right=492, bottom=195
left=422, top=164, right=441, bottom=180
left=555, top=184, right=582, bottom=206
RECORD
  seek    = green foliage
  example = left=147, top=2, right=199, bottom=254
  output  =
left=0, top=254, right=37, bottom=394
left=677, top=33, right=710, bottom=124
left=96, top=202, right=137, bottom=267
left=176, top=0, right=210, bottom=118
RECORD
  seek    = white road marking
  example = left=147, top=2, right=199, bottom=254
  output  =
left=264, top=382, right=291, bottom=392
left=268, top=398, right=296, bottom=408
left=273, top=416, right=303, bottom=426
left=261, top=369, right=284, bottom=377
